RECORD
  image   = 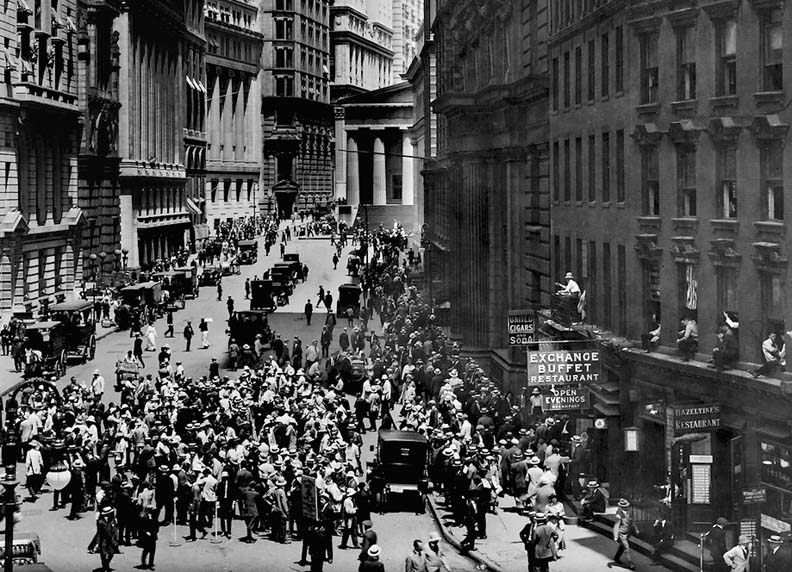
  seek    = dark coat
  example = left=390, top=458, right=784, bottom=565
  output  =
left=766, top=544, right=792, bottom=572
left=532, top=523, right=558, bottom=561
left=707, top=524, right=727, bottom=562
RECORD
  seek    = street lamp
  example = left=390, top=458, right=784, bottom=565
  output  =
left=114, top=248, right=123, bottom=272
left=97, top=251, right=107, bottom=287
left=1, top=466, right=18, bottom=572
left=121, top=248, right=129, bottom=271
left=421, top=223, right=432, bottom=310
left=88, top=253, right=98, bottom=320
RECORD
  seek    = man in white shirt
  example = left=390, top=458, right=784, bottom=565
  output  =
left=25, top=440, right=44, bottom=500
left=753, top=332, right=785, bottom=378
left=723, top=535, right=750, bottom=572
left=555, top=272, right=581, bottom=297
left=91, top=370, right=105, bottom=399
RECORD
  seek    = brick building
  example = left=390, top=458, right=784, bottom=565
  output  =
left=261, top=0, right=333, bottom=218
left=0, top=0, right=84, bottom=316
left=427, top=0, right=551, bottom=389
left=204, top=0, right=263, bottom=230
left=548, top=0, right=792, bottom=546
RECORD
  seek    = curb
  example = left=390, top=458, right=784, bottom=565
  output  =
left=425, top=494, right=508, bottom=572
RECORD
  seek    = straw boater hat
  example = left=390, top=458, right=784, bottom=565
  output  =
left=618, top=499, right=631, bottom=508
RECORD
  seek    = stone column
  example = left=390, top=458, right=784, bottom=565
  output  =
left=347, top=134, right=360, bottom=205
left=401, top=133, right=414, bottom=206
left=0, top=248, right=12, bottom=313
left=373, top=135, right=386, bottom=205
left=222, top=73, right=234, bottom=162
left=119, top=193, right=139, bottom=268
left=334, top=107, right=347, bottom=201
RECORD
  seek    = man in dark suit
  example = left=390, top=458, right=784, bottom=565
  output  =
left=765, top=535, right=792, bottom=572
left=531, top=512, right=558, bottom=572
left=651, top=511, right=674, bottom=564
left=705, top=517, right=728, bottom=572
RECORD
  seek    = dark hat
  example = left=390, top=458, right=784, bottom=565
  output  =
left=716, top=517, right=728, bottom=526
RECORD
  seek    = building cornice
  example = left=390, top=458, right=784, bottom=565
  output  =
left=330, top=30, right=394, bottom=57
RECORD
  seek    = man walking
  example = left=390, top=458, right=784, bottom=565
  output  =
left=133, top=333, right=145, bottom=367
left=244, top=278, right=251, bottom=299
left=183, top=321, right=194, bottom=352
left=405, top=539, right=428, bottom=572
left=305, top=300, right=313, bottom=326
left=227, top=296, right=235, bottom=319
left=613, top=499, right=637, bottom=570
left=164, top=310, right=174, bottom=337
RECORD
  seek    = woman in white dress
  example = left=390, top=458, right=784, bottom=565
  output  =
left=144, top=323, right=158, bottom=351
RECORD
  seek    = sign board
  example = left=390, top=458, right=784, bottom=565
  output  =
left=689, top=455, right=713, bottom=464
left=508, top=310, right=534, bottom=346
left=527, top=350, right=601, bottom=385
left=762, top=513, right=792, bottom=533
left=691, top=464, right=711, bottom=504
left=740, top=519, right=758, bottom=539
left=300, top=476, right=318, bottom=522
left=542, top=387, right=591, bottom=411
left=742, top=488, right=767, bottom=505
left=670, top=403, right=721, bottom=436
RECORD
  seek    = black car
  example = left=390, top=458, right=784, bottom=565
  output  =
left=368, top=430, right=431, bottom=513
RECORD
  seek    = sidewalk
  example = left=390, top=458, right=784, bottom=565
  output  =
left=425, top=492, right=679, bottom=572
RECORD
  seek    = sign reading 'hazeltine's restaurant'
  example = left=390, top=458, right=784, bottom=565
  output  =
left=527, top=350, right=601, bottom=385
left=671, top=403, right=721, bottom=436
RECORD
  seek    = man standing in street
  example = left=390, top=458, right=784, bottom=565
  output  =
left=133, top=333, right=145, bottom=367
left=405, top=539, right=428, bottom=572
left=183, top=321, right=194, bottom=352
left=227, top=296, right=235, bottom=319
left=339, top=328, right=350, bottom=352
left=613, top=499, right=637, bottom=570
left=723, top=535, right=751, bottom=572
left=91, top=370, right=105, bottom=401
left=305, top=300, right=313, bottom=326
left=216, top=278, right=223, bottom=301
left=765, top=535, right=792, bottom=572
left=532, top=512, right=558, bottom=572
left=244, top=278, right=251, bottom=299
left=199, top=318, right=210, bottom=349
left=425, top=532, right=450, bottom=572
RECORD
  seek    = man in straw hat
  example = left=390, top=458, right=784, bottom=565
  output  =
left=766, top=533, right=792, bottom=572
left=359, top=544, right=384, bottom=572
left=425, top=531, right=451, bottom=572
left=722, top=535, right=751, bottom=572
left=95, top=505, right=119, bottom=572
left=613, top=498, right=638, bottom=570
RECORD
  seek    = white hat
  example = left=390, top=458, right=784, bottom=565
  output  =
left=367, top=544, right=381, bottom=558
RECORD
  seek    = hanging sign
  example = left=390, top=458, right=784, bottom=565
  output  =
left=508, top=310, right=534, bottom=345
left=670, top=403, right=721, bottom=436
left=542, top=387, right=591, bottom=410
left=527, top=349, right=601, bottom=385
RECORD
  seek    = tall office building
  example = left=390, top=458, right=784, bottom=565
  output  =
left=260, top=0, right=334, bottom=218
left=204, top=0, right=263, bottom=229
left=391, top=0, right=422, bottom=82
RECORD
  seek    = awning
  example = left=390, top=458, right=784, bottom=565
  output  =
left=185, top=197, right=202, bottom=215
left=594, top=402, right=620, bottom=417
left=185, top=75, right=197, bottom=90
left=196, top=79, right=206, bottom=93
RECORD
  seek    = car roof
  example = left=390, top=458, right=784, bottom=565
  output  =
left=25, top=321, right=62, bottom=330
left=233, top=310, right=270, bottom=316
left=50, top=300, right=93, bottom=313
left=339, top=284, right=362, bottom=292
left=152, top=270, right=184, bottom=277
left=378, top=430, right=427, bottom=444
left=238, top=240, right=257, bottom=246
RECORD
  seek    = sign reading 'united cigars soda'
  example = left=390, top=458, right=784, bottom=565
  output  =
left=671, top=403, right=721, bottom=436
left=527, top=350, right=601, bottom=385
left=508, top=310, right=535, bottom=346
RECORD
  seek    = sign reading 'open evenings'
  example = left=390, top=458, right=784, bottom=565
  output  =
left=526, top=350, right=601, bottom=385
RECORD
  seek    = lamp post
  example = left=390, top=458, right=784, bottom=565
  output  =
left=114, top=248, right=123, bottom=272
left=97, top=251, right=107, bottom=287
left=421, top=223, right=432, bottom=310
left=1, top=466, right=18, bottom=572
left=121, top=248, right=129, bottom=271
left=89, top=253, right=98, bottom=321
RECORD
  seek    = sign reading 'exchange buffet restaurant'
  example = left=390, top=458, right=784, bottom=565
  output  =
left=527, top=350, right=601, bottom=385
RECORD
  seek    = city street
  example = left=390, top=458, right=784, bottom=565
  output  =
left=0, top=232, right=676, bottom=572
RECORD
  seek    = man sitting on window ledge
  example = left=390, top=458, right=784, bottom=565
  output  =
left=752, top=332, right=785, bottom=378
left=677, top=317, right=698, bottom=362
left=710, top=325, right=738, bottom=372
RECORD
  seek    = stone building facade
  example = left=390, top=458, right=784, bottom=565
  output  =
left=390, top=0, right=422, bottom=82
left=0, top=0, right=85, bottom=316
left=204, top=0, right=263, bottom=230
left=261, top=0, right=333, bottom=218
left=428, top=0, right=551, bottom=388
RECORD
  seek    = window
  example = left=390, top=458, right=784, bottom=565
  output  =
left=603, top=242, right=611, bottom=329
left=574, top=45, right=582, bottom=105
left=274, top=47, right=293, bottom=68
left=601, top=132, right=610, bottom=202
left=761, top=274, right=786, bottom=344
left=762, top=144, right=784, bottom=221
left=575, top=137, right=583, bottom=201
left=616, top=130, right=625, bottom=203
left=763, top=9, right=783, bottom=92
left=717, top=20, right=737, bottom=96
left=588, top=134, right=596, bottom=202
left=677, top=26, right=696, bottom=100
left=275, top=17, right=293, bottom=39
left=677, top=148, right=696, bottom=216
left=551, top=57, right=559, bottom=111
left=275, top=74, right=294, bottom=96
left=601, top=32, right=609, bottom=97
left=587, top=40, right=595, bottom=101
left=275, top=0, right=293, bottom=9
left=717, top=146, right=737, bottom=218
left=563, top=51, right=570, bottom=108
left=643, top=148, right=659, bottom=215
left=617, top=245, right=626, bottom=334
left=588, top=241, right=597, bottom=323
left=641, top=33, right=659, bottom=103
left=680, top=263, right=699, bottom=321
left=564, top=139, right=571, bottom=201
left=717, top=267, right=738, bottom=322
left=615, top=26, right=624, bottom=92
left=553, top=141, right=560, bottom=201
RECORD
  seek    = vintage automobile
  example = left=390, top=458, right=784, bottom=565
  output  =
left=238, top=240, right=258, bottom=265
left=220, top=258, right=240, bottom=276
left=0, top=532, right=44, bottom=568
left=199, top=266, right=222, bottom=287
left=151, top=270, right=189, bottom=310
left=250, top=280, right=276, bottom=312
left=267, top=267, right=294, bottom=297
left=47, top=300, right=97, bottom=363
left=115, top=359, right=141, bottom=391
left=283, top=253, right=301, bottom=276
left=22, top=321, right=70, bottom=378
left=368, top=430, right=431, bottom=512
left=227, top=310, right=272, bottom=351
left=273, top=262, right=298, bottom=284
left=174, top=266, right=199, bottom=299
left=119, top=281, right=163, bottom=309
left=337, top=283, right=362, bottom=318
